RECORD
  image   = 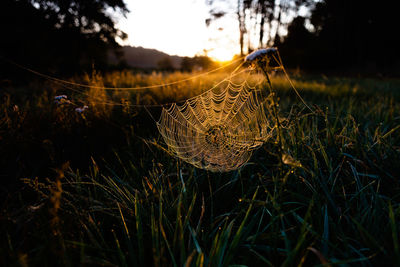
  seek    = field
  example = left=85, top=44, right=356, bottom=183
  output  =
left=1, top=68, right=400, bottom=266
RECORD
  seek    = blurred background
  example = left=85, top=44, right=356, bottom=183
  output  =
left=1, top=0, right=399, bottom=77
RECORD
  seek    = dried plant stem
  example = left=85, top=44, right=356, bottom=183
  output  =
left=259, top=64, right=284, bottom=165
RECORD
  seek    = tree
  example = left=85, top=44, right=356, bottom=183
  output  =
left=275, top=0, right=400, bottom=74
left=180, top=56, right=215, bottom=72
left=0, top=0, right=128, bottom=74
left=157, top=56, right=174, bottom=71
left=307, top=0, right=399, bottom=73
left=278, top=16, right=314, bottom=68
left=206, top=0, right=312, bottom=55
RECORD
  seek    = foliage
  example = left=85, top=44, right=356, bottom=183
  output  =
left=0, top=0, right=128, bottom=74
left=279, top=0, right=399, bottom=73
left=206, top=0, right=312, bottom=55
left=157, top=57, right=175, bottom=71
left=207, top=0, right=400, bottom=74
left=1, top=71, right=400, bottom=266
left=181, top=56, right=216, bottom=72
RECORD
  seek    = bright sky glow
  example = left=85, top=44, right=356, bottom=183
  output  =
left=116, top=0, right=239, bottom=61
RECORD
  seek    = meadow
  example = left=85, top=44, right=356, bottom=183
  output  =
left=1, top=68, right=400, bottom=266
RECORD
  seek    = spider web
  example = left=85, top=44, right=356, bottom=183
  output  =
left=157, top=74, right=275, bottom=172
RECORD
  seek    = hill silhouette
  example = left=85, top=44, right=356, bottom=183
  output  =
left=110, top=46, right=183, bottom=69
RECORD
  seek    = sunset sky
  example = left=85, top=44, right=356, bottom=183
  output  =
left=117, top=0, right=239, bottom=61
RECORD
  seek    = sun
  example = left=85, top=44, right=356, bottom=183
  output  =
left=208, top=48, right=235, bottom=62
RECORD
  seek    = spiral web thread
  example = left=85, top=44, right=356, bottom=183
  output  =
left=157, top=73, right=275, bottom=172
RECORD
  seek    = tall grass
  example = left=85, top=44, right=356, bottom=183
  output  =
left=1, top=70, right=399, bottom=266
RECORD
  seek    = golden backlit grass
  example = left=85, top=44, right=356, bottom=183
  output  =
left=1, top=69, right=400, bottom=266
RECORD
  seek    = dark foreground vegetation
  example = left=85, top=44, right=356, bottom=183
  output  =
left=1, top=71, right=399, bottom=266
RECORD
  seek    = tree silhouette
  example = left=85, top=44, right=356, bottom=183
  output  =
left=0, top=0, right=128, bottom=75
left=157, top=56, right=174, bottom=71
left=180, top=56, right=214, bottom=72
left=277, top=0, right=400, bottom=74
left=279, top=16, right=314, bottom=69
left=206, top=0, right=312, bottom=55
left=309, top=0, right=398, bottom=72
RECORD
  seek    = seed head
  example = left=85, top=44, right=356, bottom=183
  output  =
left=245, top=48, right=278, bottom=62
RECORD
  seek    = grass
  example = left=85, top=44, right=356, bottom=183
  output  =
left=1, top=69, right=400, bottom=266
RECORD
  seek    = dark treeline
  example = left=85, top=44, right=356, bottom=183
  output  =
left=1, top=0, right=399, bottom=77
left=0, top=0, right=128, bottom=77
left=208, top=0, right=399, bottom=76
left=279, top=0, right=399, bottom=75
